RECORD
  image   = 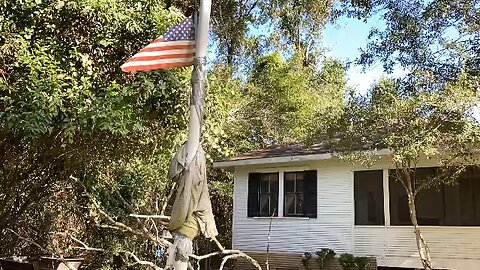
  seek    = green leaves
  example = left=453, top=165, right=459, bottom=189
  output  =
left=242, top=53, right=347, bottom=146
left=0, top=0, right=192, bottom=265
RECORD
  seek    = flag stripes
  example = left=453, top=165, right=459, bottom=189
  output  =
left=121, top=17, right=196, bottom=72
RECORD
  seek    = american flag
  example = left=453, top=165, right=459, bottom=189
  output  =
left=121, top=17, right=195, bottom=72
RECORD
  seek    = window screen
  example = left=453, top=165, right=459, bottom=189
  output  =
left=354, top=170, right=385, bottom=225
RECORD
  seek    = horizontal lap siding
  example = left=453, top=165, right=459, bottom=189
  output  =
left=355, top=227, right=480, bottom=268
left=233, top=157, right=480, bottom=269
left=233, top=163, right=354, bottom=254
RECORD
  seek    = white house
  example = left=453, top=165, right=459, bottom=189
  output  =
left=214, top=144, right=480, bottom=270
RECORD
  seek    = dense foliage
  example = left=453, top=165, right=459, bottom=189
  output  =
left=0, top=0, right=343, bottom=268
left=335, top=0, right=479, bottom=268
left=2, top=0, right=477, bottom=269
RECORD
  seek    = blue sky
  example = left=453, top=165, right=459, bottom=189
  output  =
left=323, top=14, right=406, bottom=94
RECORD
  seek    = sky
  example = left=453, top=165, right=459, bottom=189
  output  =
left=322, top=14, right=407, bottom=94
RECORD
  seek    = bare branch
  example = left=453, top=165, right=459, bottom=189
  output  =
left=211, top=236, right=225, bottom=252
left=189, top=249, right=262, bottom=270
left=129, top=214, right=171, bottom=220
left=53, top=232, right=105, bottom=252
left=125, top=251, right=164, bottom=270
left=219, top=254, right=243, bottom=270
left=6, top=228, right=50, bottom=254
left=69, top=175, right=171, bottom=247
left=266, top=209, right=276, bottom=270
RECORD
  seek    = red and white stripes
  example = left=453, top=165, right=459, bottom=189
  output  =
left=121, top=38, right=195, bottom=72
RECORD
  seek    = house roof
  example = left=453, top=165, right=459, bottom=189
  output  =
left=213, top=141, right=390, bottom=169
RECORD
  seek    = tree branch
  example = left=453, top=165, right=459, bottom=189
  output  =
left=189, top=249, right=262, bottom=270
left=6, top=229, right=76, bottom=270
left=69, top=175, right=171, bottom=247
left=129, top=214, right=170, bottom=220
left=5, top=228, right=50, bottom=254
left=54, top=232, right=105, bottom=252
left=125, top=251, right=164, bottom=270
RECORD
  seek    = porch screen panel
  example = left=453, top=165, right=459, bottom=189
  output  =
left=389, top=167, right=480, bottom=226
left=354, top=170, right=384, bottom=225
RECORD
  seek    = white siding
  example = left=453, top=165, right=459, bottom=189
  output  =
left=355, top=226, right=480, bottom=269
left=232, top=157, right=480, bottom=269
left=233, top=161, right=354, bottom=254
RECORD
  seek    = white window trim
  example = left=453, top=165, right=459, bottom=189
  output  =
left=278, top=169, right=284, bottom=217
left=383, top=169, right=391, bottom=226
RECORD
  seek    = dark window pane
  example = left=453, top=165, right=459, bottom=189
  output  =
left=452, top=167, right=480, bottom=226
left=248, top=173, right=279, bottom=217
left=285, top=179, right=295, bottom=192
left=296, top=179, right=304, bottom=192
left=270, top=179, right=279, bottom=192
left=389, top=170, right=413, bottom=225
left=270, top=193, right=278, bottom=215
left=285, top=172, right=295, bottom=181
left=269, top=173, right=279, bottom=181
left=259, top=194, right=270, bottom=216
left=296, top=194, right=304, bottom=214
left=284, top=171, right=316, bottom=217
left=285, top=194, right=295, bottom=214
left=389, top=168, right=443, bottom=226
left=260, top=178, right=269, bottom=193
left=416, top=186, right=442, bottom=225
left=354, top=170, right=384, bottom=225
left=390, top=166, right=480, bottom=226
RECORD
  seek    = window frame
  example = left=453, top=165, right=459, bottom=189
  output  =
left=284, top=172, right=306, bottom=217
left=283, top=170, right=317, bottom=218
left=247, top=172, right=279, bottom=217
left=258, top=173, right=279, bottom=217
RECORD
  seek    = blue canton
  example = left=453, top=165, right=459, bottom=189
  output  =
left=163, top=16, right=195, bottom=41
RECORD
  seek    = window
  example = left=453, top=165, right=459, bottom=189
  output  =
left=354, top=170, right=385, bottom=225
left=389, top=167, right=480, bottom=226
left=248, top=173, right=278, bottom=217
left=284, top=171, right=317, bottom=218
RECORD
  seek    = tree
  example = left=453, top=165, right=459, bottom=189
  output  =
left=330, top=2, right=480, bottom=268
left=241, top=53, right=347, bottom=147
left=0, top=0, right=349, bottom=268
left=0, top=0, right=192, bottom=267
left=338, top=75, right=479, bottom=269
left=208, top=0, right=335, bottom=66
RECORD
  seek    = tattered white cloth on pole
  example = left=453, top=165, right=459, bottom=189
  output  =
left=165, top=234, right=193, bottom=270
left=168, top=143, right=218, bottom=239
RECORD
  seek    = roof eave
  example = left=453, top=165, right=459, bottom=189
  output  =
left=213, top=149, right=391, bottom=169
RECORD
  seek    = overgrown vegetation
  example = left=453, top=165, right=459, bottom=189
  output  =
left=338, top=253, right=369, bottom=270
left=1, top=0, right=478, bottom=269
left=334, top=1, right=480, bottom=269
left=315, top=249, right=336, bottom=270
left=0, top=0, right=342, bottom=268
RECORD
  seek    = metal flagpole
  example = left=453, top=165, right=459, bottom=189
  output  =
left=186, top=0, right=211, bottom=164
left=168, top=1, right=212, bottom=270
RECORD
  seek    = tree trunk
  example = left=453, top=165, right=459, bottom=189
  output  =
left=404, top=172, right=433, bottom=270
